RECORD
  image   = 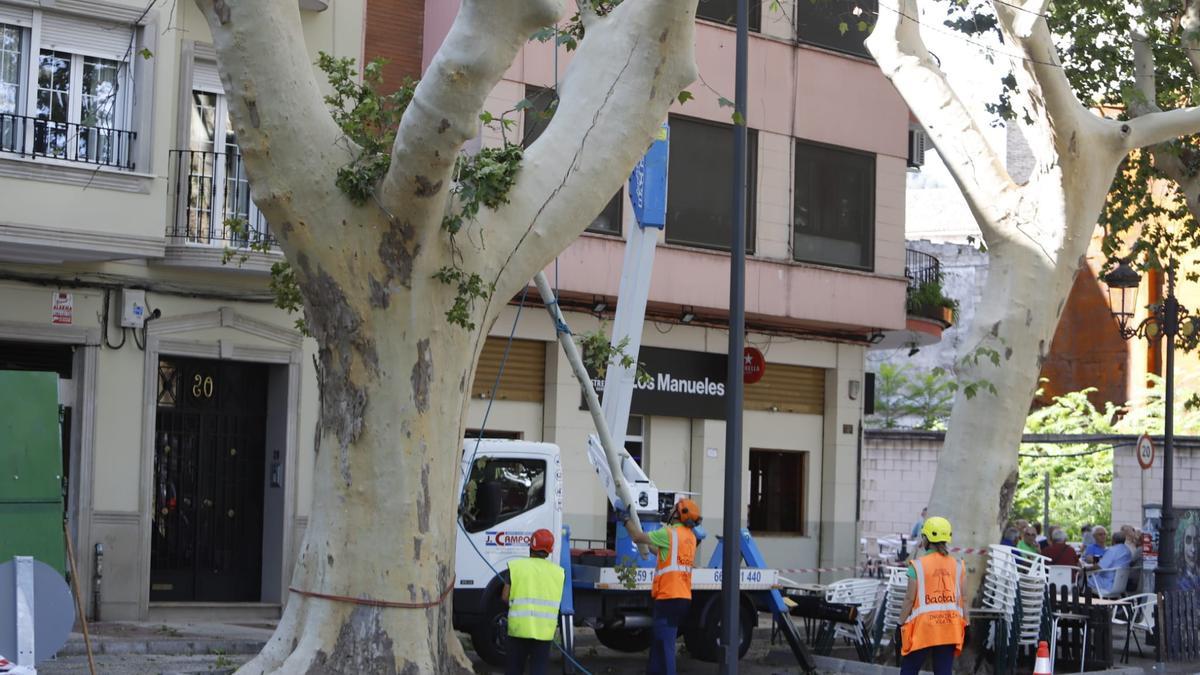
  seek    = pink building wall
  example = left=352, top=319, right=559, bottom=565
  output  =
left=423, top=1, right=910, bottom=335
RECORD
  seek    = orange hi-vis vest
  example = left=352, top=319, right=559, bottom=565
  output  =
left=901, top=553, right=967, bottom=656
left=652, top=525, right=696, bottom=601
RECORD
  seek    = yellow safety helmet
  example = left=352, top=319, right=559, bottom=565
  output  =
left=921, top=516, right=953, bottom=544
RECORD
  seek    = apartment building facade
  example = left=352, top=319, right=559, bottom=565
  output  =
left=0, top=0, right=361, bottom=621
left=383, top=0, right=912, bottom=579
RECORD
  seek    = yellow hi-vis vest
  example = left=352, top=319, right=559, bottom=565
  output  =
left=507, top=556, right=565, bottom=641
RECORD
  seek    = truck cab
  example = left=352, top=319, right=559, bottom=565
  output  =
left=452, top=439, right=563, bottom=664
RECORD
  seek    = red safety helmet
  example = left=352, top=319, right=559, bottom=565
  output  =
left=530, top=528, right=555, bottom=554
left=675, top=498, right=702, bottom=525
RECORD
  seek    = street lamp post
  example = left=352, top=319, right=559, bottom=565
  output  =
left=1102, top=261, right=1199, bottom=593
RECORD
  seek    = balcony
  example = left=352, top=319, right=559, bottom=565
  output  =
left=161, top=149, right=281, bottom=272
left=868, top=248, right=954, bottom=350
left=0, top=113, right=137, bottom=170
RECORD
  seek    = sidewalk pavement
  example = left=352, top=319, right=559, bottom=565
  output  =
left=30, top=620, right=1195, bottom=674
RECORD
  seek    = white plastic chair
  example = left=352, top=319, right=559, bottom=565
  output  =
left=1112, top=592, right=1156, bottom=662
left=983, top=545, right=1049, bottom=648
left=825, top=578, right=883, bottom=645
left=1047, top=564, right=1076, bottom=590
left=1088, top=565, right=1130, bottom=599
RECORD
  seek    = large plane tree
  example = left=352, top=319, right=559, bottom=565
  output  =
left=866, top=0, right=1200, bottom=577
left=194, top=0, right=699, bottom=671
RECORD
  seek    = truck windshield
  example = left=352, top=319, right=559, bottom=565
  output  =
left=460, top=457, right=547, bottom=533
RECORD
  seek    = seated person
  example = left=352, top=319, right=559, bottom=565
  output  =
left=1084, top=525, right=1108, bottom=563
left=1044, top=527, right=1080, bottom=567
left=1087, top=531, right=1132, bottom=596
left=1121, top=525, right=1142, bottom=565
left=1000, top=526, right=1019, bottom=547
left=1017, top=525, right=1040, bottom=554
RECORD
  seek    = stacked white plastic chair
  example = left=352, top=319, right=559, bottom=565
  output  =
left=825, top=578, right=883, bottom=645
left=880, top=566, right=909, bottom=636
left=982, top=545, right=1049, bottom=647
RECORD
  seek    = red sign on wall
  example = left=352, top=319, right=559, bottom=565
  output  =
left=743, top=347, right=766, bottom=384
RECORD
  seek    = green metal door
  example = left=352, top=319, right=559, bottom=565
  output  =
left=0, top=370, right=65, bottom=575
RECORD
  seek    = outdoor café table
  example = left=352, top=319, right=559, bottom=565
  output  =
left=1049, top=588, right=1121, bottom=672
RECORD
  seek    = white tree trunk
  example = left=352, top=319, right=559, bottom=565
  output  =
left=193, top=0, right=698, bottom=672
left=866, top=0, right=1200, bottom=608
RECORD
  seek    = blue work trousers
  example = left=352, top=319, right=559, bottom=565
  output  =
left=648, top=598, right=691, bottom=675
left=900, top=644, right=956, bottom=675
left=505, top=635, right=550, bottom=675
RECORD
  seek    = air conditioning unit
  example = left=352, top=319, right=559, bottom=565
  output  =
left=907, top=126, right=927, bottom=169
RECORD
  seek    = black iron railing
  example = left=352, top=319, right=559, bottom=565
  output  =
left=905, top=248, right=941, bottom=290
left=0, top=112, right=137, bottom=170
left=169, top=149, right=274, bottom=248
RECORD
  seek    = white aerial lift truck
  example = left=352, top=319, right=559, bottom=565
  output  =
left=450, top=126, right=817, bottom=671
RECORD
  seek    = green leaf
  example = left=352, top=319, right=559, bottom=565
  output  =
left=514, top=98, right=534, bottom=111
left=138, top=47, right=154, bottom=60
left=838, top=21, right=849, bottom=35
left=717, top=97, right=734, bottom=108
left=731, top=110, right=746, bottom=126
left=677, top=90, right=694, bottom=105
left=857, top=20, right=868, bottom=33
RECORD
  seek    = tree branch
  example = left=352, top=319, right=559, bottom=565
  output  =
left=865, top=0, right=1021, bottom=244
left=1122, top=107, right=1200, bottom=150
left=478, top=0, right=699, bottom=302
left=193, top=0, right=346, bottom=238
left=1011, top=0, right=1051, bottom=38
left=1183, top=1, right=1200, bottom=78
left=379, top=0, right=564, bottom=217
left=992, top=2, right=1096, bottom=171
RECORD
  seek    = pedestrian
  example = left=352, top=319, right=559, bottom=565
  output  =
left=502, top=528, right=564, bottom=675
left=899, top=516, right=968, bottom=675
left=911, top=507, right=928, bottom=539
left=624, top=498, right=701, bottom=675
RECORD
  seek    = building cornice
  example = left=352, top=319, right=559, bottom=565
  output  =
left=0, top=220, right=165, bottom=260
left=0, top=155, right=154, bottom=193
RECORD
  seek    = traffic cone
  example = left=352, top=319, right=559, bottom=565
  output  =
left=1033, top=640, right=1053, bottom=675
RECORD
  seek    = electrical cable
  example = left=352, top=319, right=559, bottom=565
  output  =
left=1018, top=445, right=1115, bottom=458
left=101, top=289, right=128, bottom=350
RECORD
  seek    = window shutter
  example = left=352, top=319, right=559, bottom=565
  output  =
left=192, top=58, right=222, bottom=94
left=0, top=5, right=33, bottom=27
left=40, top=12, right=132, bottom=61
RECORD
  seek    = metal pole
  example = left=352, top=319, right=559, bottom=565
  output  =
left=1156, top=266, right=1178, bottom=593
left=720, top=0, right=749, bottom=671
left=1042, top=472, right=1050, bottom=537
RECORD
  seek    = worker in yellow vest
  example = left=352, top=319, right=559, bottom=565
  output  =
left=624, top=498, right=701, bottom=675
left=898, top=516, right=968, bottom=675
left=502, top=528, right=564, bottom=675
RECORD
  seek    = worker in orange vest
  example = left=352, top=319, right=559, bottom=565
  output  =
left=898, top=516, right=968, bottom=675
left=623, top=498, right=701, bottom=675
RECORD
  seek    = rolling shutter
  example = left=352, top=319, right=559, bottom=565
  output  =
left=0, top=5, right=33, bottom=27
left=744, top=363, right=825, bottom=415
left=40, top=12, right=132, bottom=61
left=192, top=57, right=222, bottom=94
left=471, top=338, right=546, bottom=402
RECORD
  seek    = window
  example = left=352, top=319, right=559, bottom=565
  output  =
left=665, top=116, right=756, bottom=252
left=523, top=86, right=622, bottom=235
left=171, top=57, right=268, bottom=247
left=696, top=0, right=762, bottom=31
left=749, top=449, right=807, bottom=535
left=0, top=11, right=136, bottom=168
left=461, top=457, right=547, bottom=533
left=796, top=0, right=878, bottom=58
left=793, top=140, right=874, bottom=270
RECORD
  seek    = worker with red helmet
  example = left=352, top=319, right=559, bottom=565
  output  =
left=501, top=528, right=564, bottom=675
left=624, top=497, right=701, bottom=675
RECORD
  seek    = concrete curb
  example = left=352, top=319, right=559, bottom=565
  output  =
left=59, top=639, right=266, bottom=657
left=808, top=655, right=1148, bottom=675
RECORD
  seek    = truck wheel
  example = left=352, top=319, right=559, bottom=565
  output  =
left=594, top=625, right=654, bottom=652
left=470, top=599, right=509, bottom=667
left=683, top=595, right=756, bottom=663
